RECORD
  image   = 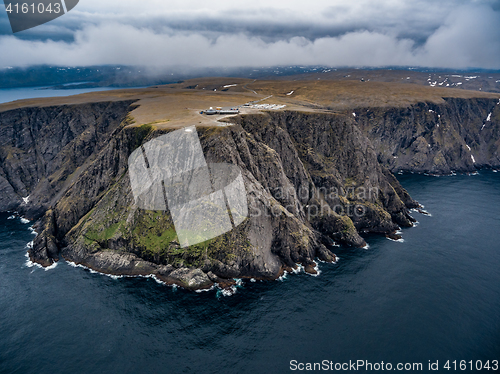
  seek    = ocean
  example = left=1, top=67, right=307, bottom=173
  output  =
left=0, top=85, right=137, bottom=105
left=1, top=169, right=499, bottom=373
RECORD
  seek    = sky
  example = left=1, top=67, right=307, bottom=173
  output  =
left=1, top=0, right=499, bottom=70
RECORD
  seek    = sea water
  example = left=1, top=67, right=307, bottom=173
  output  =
left=0, top=172, right=499, bottom=373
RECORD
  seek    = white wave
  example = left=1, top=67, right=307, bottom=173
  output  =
left=25, top=250, right=58, bottom=271
left=387, top=237, right=405, bottom=243
left=217, top=285, right=237, bottom=297
left=278, top=271, right=289, bottom=281
left=291, top=264, right=304, bottom=274
left=44, top=262, right=58, bottom=270
left=195, top=285, right=216, bottom=293
left=250, top=278, right=256, bottom=282
left=28, top=226, right=38, bottom=235
left=66, top=260, right=170, bottom=282
left=20, top=218, right=30, bottom=224
left=7, top=215, right=15, bottom=220
left=146, top=274, right=166, bottom=285
left=235, top=278, right=243, bottom=287
left=67, top=260, right=123, bottom=280
left=363, top=243, right=370, bottom=250
left=493, top=170, right=498, bottom=173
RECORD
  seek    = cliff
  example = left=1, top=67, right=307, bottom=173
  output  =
left=354, top=97, right=500, bottom=174
left=0, top=85, right=498, bottom=290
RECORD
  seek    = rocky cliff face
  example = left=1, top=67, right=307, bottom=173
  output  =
left=354, top=98, right=500, bottom=174
left=0, top=101, right=136, bottom=216
left=1, top=96, right=497, bottom=289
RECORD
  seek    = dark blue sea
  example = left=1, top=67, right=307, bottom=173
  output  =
left=1, top=172, right=500, bottom=374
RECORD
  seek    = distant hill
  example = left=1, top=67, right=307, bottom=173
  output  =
left=2, top=65, right=499, bottom=93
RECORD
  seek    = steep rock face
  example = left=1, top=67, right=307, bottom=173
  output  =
left=354, top=98, right=500, bottom=174
left=25, top=109, right=418, bottom=288
left=0, top=101, right=136, bottom=217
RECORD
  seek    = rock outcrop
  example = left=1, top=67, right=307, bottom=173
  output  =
left=1, top=95, right=498, bottom=289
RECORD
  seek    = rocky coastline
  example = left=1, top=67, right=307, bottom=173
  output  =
left=1, top=94, right=499, bottom=290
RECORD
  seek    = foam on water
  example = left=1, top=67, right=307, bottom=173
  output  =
left=217, top=285, right=237, bottom=297
left=292, top=264, right=304, bottom=274
left=24, top=249, right=58, bottom=271
left=278, top=271, right=289, bottom=281
left=20, top=218, right=30, bottom=224
left=66, top=260, right=171, bottom=284
left=7, top=215, right=15, bottom=220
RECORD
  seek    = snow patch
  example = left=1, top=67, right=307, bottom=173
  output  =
left=222, top=84, right=237, bottom=88
left=286, top=90, right=294, bottom=95
left=465, top=144, right=471, bottom=151
left=486, top=113, right=491, bottom=121
left=22, top=196, right=30, bottom=204
left=471, top=155, right=476, bottom=163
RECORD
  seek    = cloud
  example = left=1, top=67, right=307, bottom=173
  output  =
left=0, top=1, right=498, bottom=69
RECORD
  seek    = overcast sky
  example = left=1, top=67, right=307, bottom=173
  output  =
left=1, top=0, right=499, bottom=69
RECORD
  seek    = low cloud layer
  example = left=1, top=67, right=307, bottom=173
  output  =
left=0, top=0, right=499, bottom=69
